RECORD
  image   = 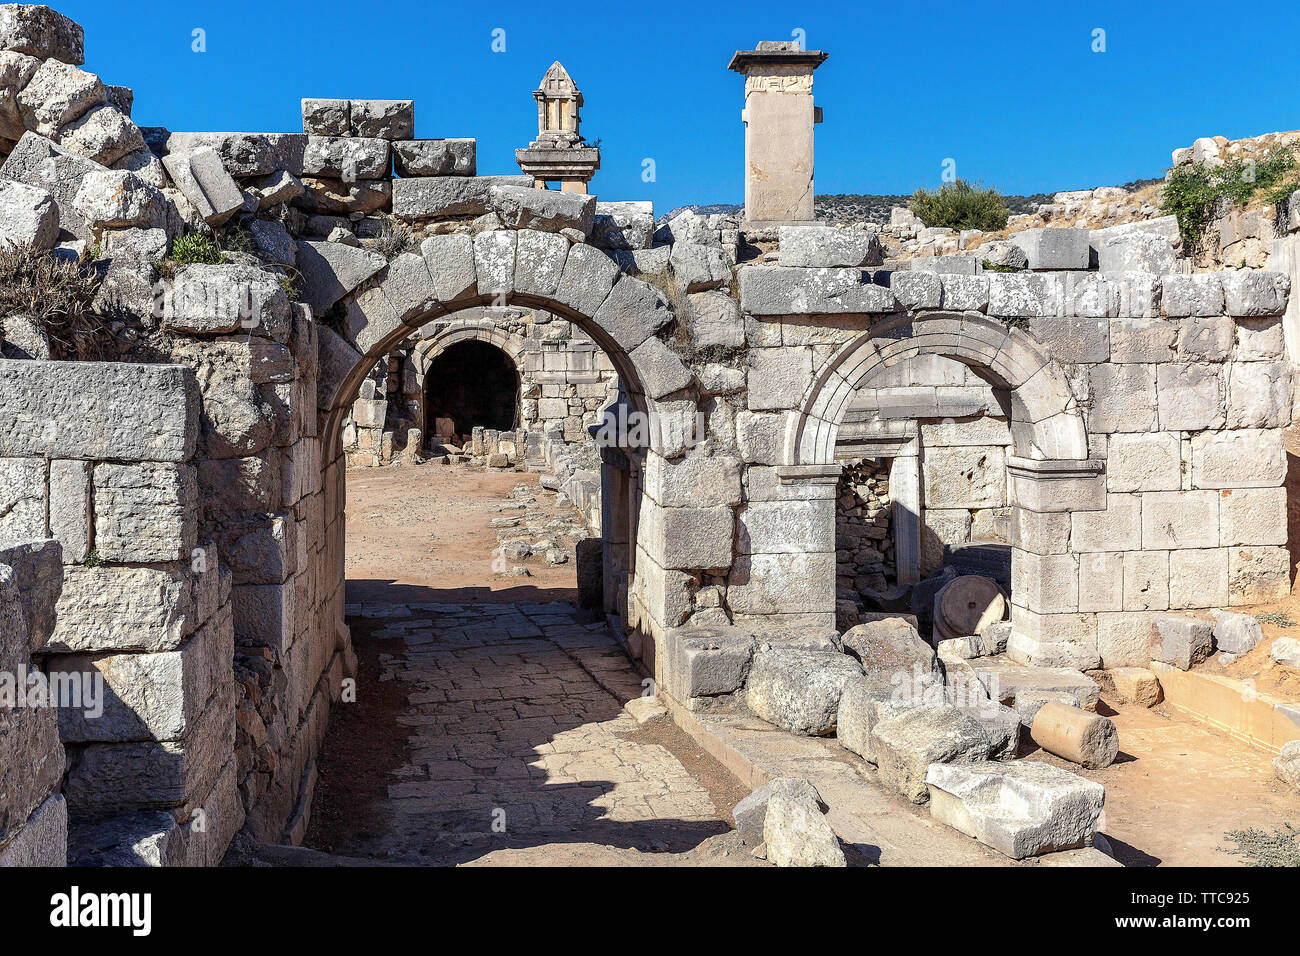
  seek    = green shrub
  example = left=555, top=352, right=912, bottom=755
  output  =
left=1162, top=145, right=1299, bottom=249
left=1219, top=824, right=1300, bottom=867
left=909, top=179, right=1009, bottom=231
left=166, top=232, right=223, bottom=267
left=0, top=242, right=107, bottom=359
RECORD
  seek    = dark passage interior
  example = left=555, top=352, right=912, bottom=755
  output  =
left=424, top=340, right=520, bottom=439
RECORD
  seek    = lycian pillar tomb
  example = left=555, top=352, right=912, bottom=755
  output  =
left=515, top=61, right=600, bottom=194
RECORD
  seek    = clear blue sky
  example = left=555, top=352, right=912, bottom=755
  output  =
left=60, top=0, right=1300, bottom=212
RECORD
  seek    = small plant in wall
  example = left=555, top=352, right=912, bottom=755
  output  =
left=1161, top=145, right=1299, bottom=251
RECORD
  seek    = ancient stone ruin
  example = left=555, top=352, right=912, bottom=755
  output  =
left=0, top=4, right=1298, bottom=869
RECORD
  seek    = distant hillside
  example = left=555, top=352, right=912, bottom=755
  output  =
left=658, top=177, right=1163, bottom=226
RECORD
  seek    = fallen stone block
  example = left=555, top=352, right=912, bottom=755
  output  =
left=489, top=183, right=595, bottom=235
left=1271, top=637, right=1300, bottom=668
left=591, top=200, right=654, bottom=250
left=392, top=138, right=476, bottom=177
left=1106, top=667, right=1162, bottom=707
left=925, top=761, right=1105, bottom=859
left=16, top=57, right=104, bottom=136
left=392, top=174, right=531, bottom=220
left=72, top=168, right=164, bottom=229
left=870, top=705, right=992, bottom=803
left=1010, top=227, right=1090, bottom=270
left=778, top=224, right=882, bottom=268
left=970, top=659, right=1101, bottom=718
left=0, top=130, right=105, bottom=240
left=623, top=696, right=668, bottom=725
left=841, top=616, right=942, bottom=696
left=1030, top=701, right=1119, bottom=769
left=764, top=791, right=846, bottom=867
left=836, top=676, right=930, bottom=763
left=296, top=240, right=386, bottom=317
left=0, top=177, right=57, bottom=250
left=1273, top=740, right=1300, bottom=791
left=956, top=696, right=1023, bottom=761
left=1152, top=613, right=1212, bottom=671
left=745, top=642, right=861, bottom=736
left=0, top=5, right=83, bottom=63
left=976, top=240, right=1028, bottom=270
left=57, top=103, right=144, bottom=166
left=162, top=145, right=243, bottom=226
left=732, top=776, right=824, bottom=846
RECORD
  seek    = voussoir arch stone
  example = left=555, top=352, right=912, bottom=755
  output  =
left=319, top=229, right=692, bottom=461
left=788, top=311, right=1088, bottom=466
left=411, top=320, right=525, bottom=375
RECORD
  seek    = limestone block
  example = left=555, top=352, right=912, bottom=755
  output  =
left=1141, top=490, right=1219, bottom=550
left=629, top=336, right=691, bottom=399
left=301, top=98, right=349, bottom=135
left=302, top=135, right=390, bottom=180
left=161, top=146, right=243, bottom=226
left=1086, top=363, right=1157, bottom=432
left=1105, top=667, right=1163, bottom=706
left=47, top=564, right=197, bottom=653
left=1235, top=317, right=1286, bottom=360
left=162, top=132, right=307, bottom=178
left=231, top=580, right=295, bottom=650
left=1221, top=271, right=1289, bottom=317
left=0, top=49, right=41, bottom=140
left=668, top=241, right=730, bottom=292
left=0, top=792, right=66, bottom=867
left=513, top=230, right=569, bottom=299
left=490, top=184, right=596, bottom=235
left=249, top=218, right=295, bottom=266
left=48, top=604, right=231, bottom=743
left=1122, top=550, right=1168, bottom=612
left=1190, top=429, right=1286, bottom=489
left=17, top=58, right=104, bottom=137
left=1006, top=610, right=1101, bottom=671
left=986, top=273, right=1061, bottom=318
left=1009, top=227, right=1090, bottom=270
left=870, top=706, right=991, bottom=803
left=1105, top=432, right=1180, bottom=493
left=0, top=4, right=84, bottom=63
left=940, top=274, right=990, bottom=312
left=686, top=291, right=744, bottom=348
left=746, top=346, right=811, bottom=411
left=727, top=552, right=835, bottom=616
left=0, top=702, right=63, bottom=850
left=161, top=263, right=292, bottom=338
left=1010, top=509, right=1071, bottom=554
left=1070, top=493, right=1140, bottom=552
left=745, top=643, right=862, bottom=736
left=1227, top=546, right=1290, bottom=606
left=1219, top=486, right=1286, bottom=547
left=1095, top=232, right=1175, bottom=273
left=1109, top=317, right=1176, bottom=363
left=62, top=685, right=234, bottom=811
left=923, top=445, right=1005, bottom=509
left=49, top=458, right=90, bottom=563
left=1271, top=638, right=1300, bottom=668
left=1155, top=363, right=1225, bottom=431
left=348, top=99, right=414, bottom=139
left=593, top=276, right=672, bottom=352
left=1162, top=274, right=1224, bottom=317
left=1273, top=740, right=1300, bottom=791
left=296, top=240, right=386, bottom=317
left=1226, top=361, right=1291, bottom=429
left=590, top=200, right=654, bottom=251
left=733, top=776, right=823, bottom=846
left=841, top=616, right=942, bottom=695
left=0, top=457, right=46, bottom=547
left=1152, top=613, right=1212, bottom=670
left=0, top=177, right=57, bottom=250
left=391, top=174, right=531, bottom=220
left=1212, top=609, right=1262, bottom=656
left=298, top=176, right=389, bottom=215
left=639, top=498, right=733, bottom=570
left=971, top=659, right=1100, bottom=714
left=57, top=103, right=143, bottom=166
left=1177, top=316, right=1235, bottom=361
left=645, top=453, right=741, bottom=508
left=554, top=241, right=619, bottom=317
left=739, top=266, right=894, bottom=316
left=93, top=462, right=197, bottom=562
left=391, top=138, right=475, bottom=177
left=925, top=761, right=1105, bottom=859
left=764, top=791, right=846, bottom=867
left=1168, top=548, right=1229, bottom=610
left=664, top=625, right=754, bottom=699
left=1012, top=551, right=1079, bottom=614
left=0, top=131, right=105, bottom=240
left=738, top=499, right=831, bottom=555
left=891, top=270, right=942, bottom=310
left=1027, top=314, right=1109, bottom=363
left=1078, top=552, right=1123, bottom=613
left=778, top=225, right=882, bottom=268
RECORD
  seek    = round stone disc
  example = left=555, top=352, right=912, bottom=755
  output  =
left=937, top=575, right=1006, bottom=638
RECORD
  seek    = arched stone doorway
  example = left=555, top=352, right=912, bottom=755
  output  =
left=788, top=312, right=1101, bottom=663
left=422, top=339, right=522, bottom=443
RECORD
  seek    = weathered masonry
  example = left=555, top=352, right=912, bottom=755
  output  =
left=0, top=5, right=1294, bottom=865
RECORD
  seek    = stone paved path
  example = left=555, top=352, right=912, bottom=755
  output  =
left=307, top=599, right=755, bottom=865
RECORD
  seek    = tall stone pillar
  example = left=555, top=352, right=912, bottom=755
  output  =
left=728, top=41, right=828, bottom=227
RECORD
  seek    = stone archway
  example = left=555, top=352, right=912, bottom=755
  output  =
left=315, top=229, right=697, bottom=628
left=788, top=312, right=1089, bottom=467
